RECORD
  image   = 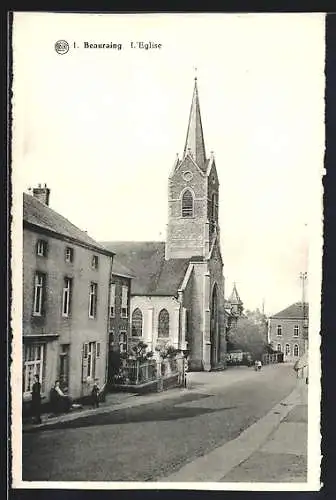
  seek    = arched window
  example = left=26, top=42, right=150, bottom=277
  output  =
left=285, top=343, right=291, bottom=356
left=158, top=309, right=169, bottom=338
left=277, top=343, right=282, bottom=352
left=294, top=344, right=299, bottom=357
left=182, top=190, right=193, bottom=218
left=211, top=193, right=217, bottom=220
left=131, top=308, right=143, bottom=337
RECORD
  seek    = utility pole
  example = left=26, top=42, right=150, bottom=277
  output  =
left=299, top=272, right=309, bottom=351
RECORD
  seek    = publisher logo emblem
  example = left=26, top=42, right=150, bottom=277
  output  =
left=55, top=40, right=69, bottom=55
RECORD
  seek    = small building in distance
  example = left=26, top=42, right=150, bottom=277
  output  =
left=23, top=185, right=114, bottom=404
left=268, top=302, right=309, bottom=362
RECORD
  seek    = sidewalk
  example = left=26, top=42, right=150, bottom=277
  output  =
left=220, top=378, right=308, bottom=482
left=23, top=366, right=259, bottom=432
left=162, top=379, right=308, bottom=483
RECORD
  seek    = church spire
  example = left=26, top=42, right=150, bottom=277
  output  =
left=229, top=283, right=242, bottom=304
left=183, top=78, right=207, bottom=169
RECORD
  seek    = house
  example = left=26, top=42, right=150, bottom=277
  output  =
left=268, top=302, right=309, bottom=362
left=107, top=259, right=134, bottom=383
left=102, top=79, right=228, bottom=371
left=23, top=185, right=114, bottom=404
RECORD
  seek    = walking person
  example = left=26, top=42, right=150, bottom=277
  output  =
left=31, top=374, right=42, bottom=424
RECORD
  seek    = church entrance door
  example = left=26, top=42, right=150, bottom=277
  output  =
left=210, top=284, right=220, bottom=368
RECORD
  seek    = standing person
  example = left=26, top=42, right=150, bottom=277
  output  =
left=184, top=354, right=189, bottom=388
left=91, top=379, right=100, bottom=409
left=31, top=374, right=42, bottom=424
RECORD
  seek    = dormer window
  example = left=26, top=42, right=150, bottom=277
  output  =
left=182, top=189, right=193, bottom=218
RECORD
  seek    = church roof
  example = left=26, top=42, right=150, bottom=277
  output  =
left=112, top=260, right=135, bottom=279
left=183, top=78, right=207, bottom=172
left=101, top=241, right=190, bottom=296
left=270, top=302, right=309, bottom=319
left=228, top=283, right=242, bottom=304
left=24, top=192, right=113, bottom=256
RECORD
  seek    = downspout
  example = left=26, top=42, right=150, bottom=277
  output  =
left=104, top=254, right=114, bottom=391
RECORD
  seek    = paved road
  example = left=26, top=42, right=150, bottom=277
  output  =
left=22, top=363, right=298, bottom=482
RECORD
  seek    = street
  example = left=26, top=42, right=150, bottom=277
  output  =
left=22, top=363, right=304, bottom=482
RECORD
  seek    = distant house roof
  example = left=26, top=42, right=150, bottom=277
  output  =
left=270, top=302, right=309, bottom=320
left=23, top=192, right=114, bottom=256
left=101, top=241, right=190, bottom=296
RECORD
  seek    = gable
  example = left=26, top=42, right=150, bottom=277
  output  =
left=208, top=235, right=223, bottom=267
left=207, top=160, right=219, bottom=189
left=169, top=155, right=207, bottom=200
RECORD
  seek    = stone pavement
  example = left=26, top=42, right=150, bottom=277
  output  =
left=163, top=378, right=308, bottom=483
left=23, top=366, right=260, bottom=432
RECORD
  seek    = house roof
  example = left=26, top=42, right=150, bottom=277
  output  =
left=23, top=192, right=114, bottom=256
left=101, top=241, right=190, bottom=295
left=270, top=302, right=309, bottom=319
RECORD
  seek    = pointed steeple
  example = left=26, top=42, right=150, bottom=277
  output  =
left=183, top=78, right=207, bottom=170
left=229, top=283, right=242, bottom=304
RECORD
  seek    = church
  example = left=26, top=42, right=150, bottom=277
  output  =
left=103, top=79, right=240, bottom=371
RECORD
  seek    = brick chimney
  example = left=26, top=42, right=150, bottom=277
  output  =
left=32, top=183, right=50, bottom=206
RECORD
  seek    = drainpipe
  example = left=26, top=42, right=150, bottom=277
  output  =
left=104, top=254, right=114, bottom=391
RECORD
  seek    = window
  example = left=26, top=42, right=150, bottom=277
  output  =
left=294, top=344, right=299, bottom=357
left=33, top=272, right=45, bottom=316
left=131, top=308, right=143, bottom=337
left=121, top=285, right=128, bottom=318
left=62, top=277, right=72, bottom=317
left=89, top=282, right=98, bottom=318
left=119, top=332, right=127, bottom=353
left=285, top=343, right=291, bottom=356
left=65, top=247, right=74, bottom=263
left=211, top=193, right=217, bottom=220
left=82, top=341, right=101, bottom=381
left=182, top=190, right=193, bottom=218
left=23, top=344, right=44, bottom=395
left=276, top=325, right=282, bottom=336
left=109, top=284, right=116, bottom=318
left=59, top=344, right=70, bottom=390
left=91, top=255, right=99, bottom=269
left=277, top=343, right=282, bottom=352
left=158, top=309, right=169, bottom=338
left=293, top=325, right=299, bottom=337
left=36, top=239, right=47, bottom=257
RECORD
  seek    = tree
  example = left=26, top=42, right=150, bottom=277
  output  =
left=227, top=317, right=268, bottom=360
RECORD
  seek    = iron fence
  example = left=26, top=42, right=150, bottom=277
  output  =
left=113, top=356, right=185, bottom=386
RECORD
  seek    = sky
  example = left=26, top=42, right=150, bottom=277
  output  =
left=12, top=13, right=325, bottom=315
